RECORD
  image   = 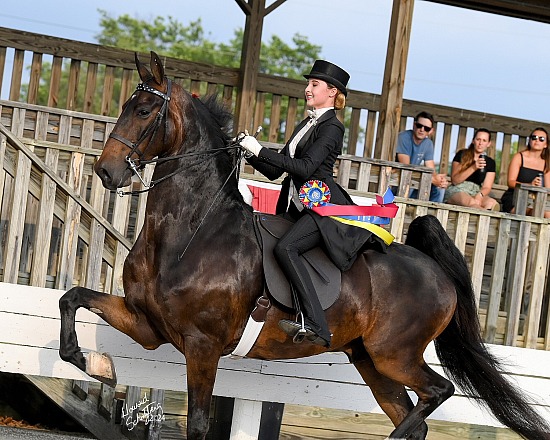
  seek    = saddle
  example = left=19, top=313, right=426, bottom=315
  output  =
left=253, top=213, right=341, bottom=311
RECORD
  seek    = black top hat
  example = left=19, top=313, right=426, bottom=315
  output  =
left=304, top=60, right=350, bottom=96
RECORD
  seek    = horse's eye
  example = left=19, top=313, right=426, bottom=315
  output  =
left=138, top=109, right=151, bottom=118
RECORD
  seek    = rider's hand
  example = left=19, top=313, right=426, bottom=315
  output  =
left=240, top=135, right=263, bottom=157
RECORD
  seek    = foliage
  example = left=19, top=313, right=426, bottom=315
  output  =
left=96, top=11, right=321, bottom=80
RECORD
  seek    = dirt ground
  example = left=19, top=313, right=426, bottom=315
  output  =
left=0, top=416, right=46, bottom=430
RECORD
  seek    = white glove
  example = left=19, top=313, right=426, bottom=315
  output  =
left=240, top=135, right=263, bottom=157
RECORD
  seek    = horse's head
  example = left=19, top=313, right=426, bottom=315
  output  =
left=95, top=51, right=184, bottom=190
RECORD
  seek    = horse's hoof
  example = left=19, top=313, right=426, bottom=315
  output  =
left=86, top=352, right=117, bottom=387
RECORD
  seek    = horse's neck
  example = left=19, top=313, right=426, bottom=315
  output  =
left=144, top=163, right=244, bottom=232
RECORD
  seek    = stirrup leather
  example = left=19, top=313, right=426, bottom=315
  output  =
left=292, top=313, right=307, bottom=343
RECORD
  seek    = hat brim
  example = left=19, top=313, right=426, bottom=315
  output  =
left=304, top=73, right=347, bottom=96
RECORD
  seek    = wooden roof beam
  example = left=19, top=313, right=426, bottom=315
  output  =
left=234, top=0, right=287, bottom=134
left=374, top=0, right=415, bottom=161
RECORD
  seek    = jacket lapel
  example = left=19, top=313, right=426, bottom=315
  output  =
left=295, top=109, right=336, bottom=156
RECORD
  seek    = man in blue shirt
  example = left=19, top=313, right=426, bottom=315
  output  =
left=396, top=111, right=448, bottom=202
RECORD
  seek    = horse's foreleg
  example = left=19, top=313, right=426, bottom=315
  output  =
left=59, top=286, right=165, bottom=386
left=184, top=339, right=222, bottom=440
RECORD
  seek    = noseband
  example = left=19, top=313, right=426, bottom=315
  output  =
left=109, top=79, right=172, bottom=188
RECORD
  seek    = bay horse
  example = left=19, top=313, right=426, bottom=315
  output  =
left=59, top=51, right=550, bottom=440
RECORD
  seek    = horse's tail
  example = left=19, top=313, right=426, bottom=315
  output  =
left=405, top=215, right=550, bottom=440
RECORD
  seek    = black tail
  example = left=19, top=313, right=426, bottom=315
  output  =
left=406, top=215, right=550, bottom=440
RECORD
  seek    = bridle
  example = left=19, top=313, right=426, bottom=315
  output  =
left=109, top=80, right=173, bottom=192
left=108, top=78, right=245, bottom=197
left=106, top=77, right=256, bottom=259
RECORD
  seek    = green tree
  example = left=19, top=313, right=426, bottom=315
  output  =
left=97, top=11, right=228, bottom=65
left=96, top=10, right=321, bottom=80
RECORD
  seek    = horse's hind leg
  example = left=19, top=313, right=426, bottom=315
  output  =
left=59, top=286, right=165, bottom=386
left=371, top=352, right=455, bottom=439
left=348, top=345, right=428, bottom=440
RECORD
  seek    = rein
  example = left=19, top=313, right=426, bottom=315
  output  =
left=115, top=146, right=241, bottom=196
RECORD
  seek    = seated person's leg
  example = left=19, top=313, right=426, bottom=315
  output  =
left=480, top=196, right=499, bottom=211
left=447, top=192, right=478, bottom=208
left=273, top=214, right=331, bottom=345
left=429, top=185, right=445, bottom=203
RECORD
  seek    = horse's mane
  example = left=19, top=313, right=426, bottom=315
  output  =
left=194, top=94, right=233, bottom=143
left=190, top=92, right=249, bottom=208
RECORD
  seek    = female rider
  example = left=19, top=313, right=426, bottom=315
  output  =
left=239, top=60, right=386, bottom=347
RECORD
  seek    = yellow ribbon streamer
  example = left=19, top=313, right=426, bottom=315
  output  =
left=330, top=216, right=395, bottom=245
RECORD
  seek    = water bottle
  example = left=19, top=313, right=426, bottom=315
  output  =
left=479, top=153, right=486, bottom=174
left=538, top=172, right=544, bottom=186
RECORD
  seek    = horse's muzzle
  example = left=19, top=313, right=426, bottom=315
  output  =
left=94, top=158, right=132, bottom=190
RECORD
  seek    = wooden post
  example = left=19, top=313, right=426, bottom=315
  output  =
left=229, top=398, right=262, bottom=440
left=234, top=0, right=287, bottom=134
left=374, top=0, right=415, bottom=161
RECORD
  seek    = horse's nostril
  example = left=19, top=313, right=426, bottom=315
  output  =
left=96, top=167, right=112, bottom=185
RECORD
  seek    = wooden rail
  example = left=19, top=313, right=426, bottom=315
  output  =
left=0, top=100, right=549, bottom=352
left=0, top=26, right=546, bottom=186
left=514, top=183, right=550, bottom=217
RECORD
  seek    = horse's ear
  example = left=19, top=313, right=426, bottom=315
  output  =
left=135, top=52, right=153, bottom=83
left=149, top=51, right=165, bottom=86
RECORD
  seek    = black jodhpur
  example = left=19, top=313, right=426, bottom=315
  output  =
left=273, top=213, right=331, bottom=344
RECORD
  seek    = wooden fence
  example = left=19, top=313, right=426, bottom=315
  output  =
left=0, top=99, right=549, bottom=351
left=0, top=26, right=547, bottom=186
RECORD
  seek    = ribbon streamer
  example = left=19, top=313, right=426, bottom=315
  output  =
left=299, top=181, right=398, bottom=244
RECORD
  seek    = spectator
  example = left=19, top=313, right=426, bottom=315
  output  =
left=444, top=128, right=499, bottom=210
left=501, top=127, right=550, bottom=217
left=395, top=111, right=448, bottom=202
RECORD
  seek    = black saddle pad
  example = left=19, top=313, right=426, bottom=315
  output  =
left=254, top=213, right=341, bottom=311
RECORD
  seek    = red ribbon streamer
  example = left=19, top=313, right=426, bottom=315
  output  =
left=311, top=203, right=398, bottom=218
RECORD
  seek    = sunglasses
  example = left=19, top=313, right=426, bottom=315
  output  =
left=530, top=135, right=546, bottom=142
left=414, top=122, right=432, bottom=132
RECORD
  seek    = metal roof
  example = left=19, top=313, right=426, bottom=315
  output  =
left=429, top=0, right=550, bottom=24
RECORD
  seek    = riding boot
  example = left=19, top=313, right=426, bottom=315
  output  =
left=274, top=215, right=332, bottom=345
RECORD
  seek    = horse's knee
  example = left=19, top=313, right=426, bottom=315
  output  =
left=59, top=287, right=84, bottom=311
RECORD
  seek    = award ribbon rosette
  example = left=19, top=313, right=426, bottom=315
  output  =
left=299, top=180, right=398, bottom=245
